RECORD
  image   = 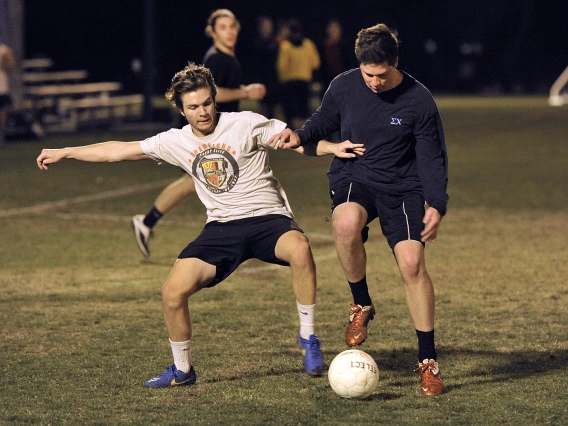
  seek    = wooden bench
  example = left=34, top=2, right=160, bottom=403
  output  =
left=24, top=81, right=122, bottom=98
left=19, top=60, right=145, bottom=133
left=23, top=82, right=126, bottom=132
left=22, top=58, right=54, bottom=71
left=22, top=70, right=88, bottom=85
left=54, top=94, right=144, bottom=130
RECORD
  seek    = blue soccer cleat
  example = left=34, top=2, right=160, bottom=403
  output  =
left=298, top=333, right=324, bottom=376
left=144, top=364, right=197, bottom=388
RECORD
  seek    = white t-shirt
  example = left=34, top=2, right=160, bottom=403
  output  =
left=141, top=111, right=292, bottom=223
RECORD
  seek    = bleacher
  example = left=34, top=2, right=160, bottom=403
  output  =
left=21, top=58, right=144, bottom=133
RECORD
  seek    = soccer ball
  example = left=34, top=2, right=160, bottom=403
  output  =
left=328, top=349, right=379, bottom=399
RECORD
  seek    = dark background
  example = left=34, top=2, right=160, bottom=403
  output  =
left=23, top=0, right=568, bottom=95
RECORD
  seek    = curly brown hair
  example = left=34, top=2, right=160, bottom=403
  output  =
left=165, top=62, right=217, bottom=110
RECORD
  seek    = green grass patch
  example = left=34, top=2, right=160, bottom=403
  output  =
left=1, top=96, right=567, bottom=425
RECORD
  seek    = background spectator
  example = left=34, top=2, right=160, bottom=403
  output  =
left=276, top=19, right=320, bottom=129
left=321, top=19, right=350, bottom=88
left=0, top=37, right=16, bottom=145
left=251, top=16, right=280, bottom=118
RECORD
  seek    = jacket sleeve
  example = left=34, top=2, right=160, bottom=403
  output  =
left=414, top=108, right=449, bottom=216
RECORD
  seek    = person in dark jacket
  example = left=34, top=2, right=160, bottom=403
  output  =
left=267, top=23, right=448, bottom=396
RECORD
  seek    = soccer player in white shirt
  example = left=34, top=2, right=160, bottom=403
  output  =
left=36, top=62, right=331, bottom=388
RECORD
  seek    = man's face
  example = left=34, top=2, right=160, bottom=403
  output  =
left=180, top=87, right=217, bottom=137
left=360, top=60, right=399, bottom=93
left=212, top=16, right=239, bottom=51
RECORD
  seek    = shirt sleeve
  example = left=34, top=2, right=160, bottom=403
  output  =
left=140, top=130, right=183, bottom=168
left=248, top=112, right=287, bottom=148
left=308, top=39, right=321, bottom=72
left=276, top=41, right=290, bottom=82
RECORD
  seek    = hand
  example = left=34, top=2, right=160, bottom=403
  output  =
left=243, top=83, right=266, bottom=100
left=36, top=148, right=68, bottom=170
left=421, top=206, right=441, bottom=244
left=329, top=140, right=365, bottom=158
left=266, top=128, right=301, bottom=150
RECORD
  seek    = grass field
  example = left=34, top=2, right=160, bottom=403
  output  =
left=1, top=96, right=567, bottom=425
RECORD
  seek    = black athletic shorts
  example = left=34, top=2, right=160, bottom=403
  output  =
left=178, top=214, right=304, bottom=286
left=330, top=181, right=426, bottom=249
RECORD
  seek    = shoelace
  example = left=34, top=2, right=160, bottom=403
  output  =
left=415, top=362, right=436, bottom=375
left=161, top=365, right=176, bottom=375
left=308, top=338, right=320, bottom=350
left=349, top=303, right=373, bottom=325
left=349, top=304, right=362, bottom=322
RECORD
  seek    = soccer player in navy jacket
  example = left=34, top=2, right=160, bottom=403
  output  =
left=268, top=23, right=448, bottom=396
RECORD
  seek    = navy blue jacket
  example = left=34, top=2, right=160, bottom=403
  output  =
left=297, top=69, right=449, bottom=216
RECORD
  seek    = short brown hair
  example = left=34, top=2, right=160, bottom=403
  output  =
left=205, top=9, right=240, bottom=38
left=165, top=62, right=217, bottom=110
left=355, top=23, right=399, bottom=66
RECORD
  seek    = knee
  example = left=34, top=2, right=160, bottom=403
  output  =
left=162, top=280, right=192, bottom=310
left=333, top=205, right=367, bottom=243
left=288, top=239, right=315, bottom=270
left=397, top=256, right=424, bottom=283
left=333, top=216, right=362, bottom=242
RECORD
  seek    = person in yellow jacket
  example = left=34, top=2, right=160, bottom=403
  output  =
left=277, top=19, right=320, bottom=129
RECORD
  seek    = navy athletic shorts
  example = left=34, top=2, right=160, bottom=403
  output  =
left=330, top=181, right=426, bottom=249
left=178, top=214, right=304, bottom=286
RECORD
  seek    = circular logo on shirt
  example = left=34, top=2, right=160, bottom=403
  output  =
left=192, top=147, right=239, bottom=194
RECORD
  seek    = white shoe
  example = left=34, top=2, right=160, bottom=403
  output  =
left=548, top=94, right=566, bottom=107
left=131, top=214, right=152, bottom=257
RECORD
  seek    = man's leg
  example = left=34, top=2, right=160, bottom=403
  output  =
left=332, top=203, right=367, bottom=282
left=332, top=203, right=376, bottom=346
left=393, top=240, right=435, bottom=333
left=154, top=174, right=196, bottom=216
left=393, top=240, right=444, bottom=396
left=275, top=230, right=323, bottom=376
left=161, top=257, right=216, bottom=341
left=132, top=174, right=196, bottom=257
left=144, top=257, right=216, bottom=388
left=275, top=230, right=316, bottom=306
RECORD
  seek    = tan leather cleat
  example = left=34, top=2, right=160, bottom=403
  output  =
left=416, top=359, right=445, bottom=396
left=345, top=303, right=375, bottom=346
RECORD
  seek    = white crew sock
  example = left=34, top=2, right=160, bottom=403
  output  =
left=297, top=302, right=316, bottom=339
left=170, top=339, right=192, bottom=373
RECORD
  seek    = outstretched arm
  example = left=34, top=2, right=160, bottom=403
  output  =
left=294, top=140, right=365, bottom=158
left=216, top=83, right=266, bottom=103
left=266, top=128, right=301, bottom=150
left=37, top=141, right=148, bottom=170
left=266, top=129, right=365, bottom=158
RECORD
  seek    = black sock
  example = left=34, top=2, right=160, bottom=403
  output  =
left=416, top=329, right=437, bottom=362
left=348, top=276, right=372, bottom=307
left=143, top=206, right=163, bottom=229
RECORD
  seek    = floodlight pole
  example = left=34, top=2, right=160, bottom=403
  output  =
left=143, top=0, right=155, bottom=122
